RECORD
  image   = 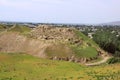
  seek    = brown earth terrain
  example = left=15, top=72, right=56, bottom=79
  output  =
left=0, top=25, right=109, bottom=64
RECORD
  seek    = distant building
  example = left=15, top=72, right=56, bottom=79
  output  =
left=88, top=32, right=94, bottom=39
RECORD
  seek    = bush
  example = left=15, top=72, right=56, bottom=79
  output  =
left=114, top=51, right=120, bottom=57
left=107, top=57, right=120, bottom=64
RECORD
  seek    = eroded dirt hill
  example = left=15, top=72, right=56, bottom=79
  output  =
left=31, top=25, right=82, bottom=43
left=0, top=25, right=107, bottom=63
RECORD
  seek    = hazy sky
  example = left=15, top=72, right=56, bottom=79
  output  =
left=0, top=0, right=120, bottom=24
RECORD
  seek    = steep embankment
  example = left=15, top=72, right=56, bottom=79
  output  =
left=0, top=25, right=107, bottom=63
left=0, top=32, right=50, bottom=58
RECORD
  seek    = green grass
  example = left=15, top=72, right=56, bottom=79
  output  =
left=0, top=25, right=5, bottom=29
left=0, top=24, right=7, bottom=32
left=45, top=43, right=97, bottom=58
left=8, top=25, right=31, bottom=34
left=45, top=30, right=99, bottom=58
left=0, top=53, right=120, bottom=80
left=72, top=46, right=98, bottom=58
left=69, top=30, right=99, bottom=58
left=45, top=44, right=73, bottom=58
left=8, top=25, right=32, bottom=38
left=74, top=30, right=99, bottom=47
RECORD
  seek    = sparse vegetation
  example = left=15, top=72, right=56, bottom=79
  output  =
left=8, top=24, right=31, bottom=34
left=72, top=46, right=98, bottom=58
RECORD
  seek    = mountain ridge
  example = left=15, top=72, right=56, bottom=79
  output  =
left=101, top=21, right=120, bottom=25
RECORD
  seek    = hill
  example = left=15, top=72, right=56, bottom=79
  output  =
left=8, top=24, right=31, bottom=33
left=101, top=21, right=120, bottom=26
left=0, top=24, right=107, bottom=63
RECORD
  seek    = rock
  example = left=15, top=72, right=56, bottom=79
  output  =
left=53, top=56, right=58, bottom=60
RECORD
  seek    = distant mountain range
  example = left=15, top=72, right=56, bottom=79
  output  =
left=101, top=21, right=120, bottom=26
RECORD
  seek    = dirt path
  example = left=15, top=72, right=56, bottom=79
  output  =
left=85, top=56, right=111, bottom=66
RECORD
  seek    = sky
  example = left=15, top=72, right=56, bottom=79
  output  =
left=0, top=0, right=120, bottom=24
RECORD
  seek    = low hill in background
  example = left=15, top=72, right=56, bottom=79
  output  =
left=101, top=21, right=120, bottom=26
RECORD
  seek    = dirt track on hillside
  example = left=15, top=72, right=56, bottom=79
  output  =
left=85, top=56, right=111, bottom=66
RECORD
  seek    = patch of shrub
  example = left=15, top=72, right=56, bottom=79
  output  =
left=107, top=57, right=120, bottom=64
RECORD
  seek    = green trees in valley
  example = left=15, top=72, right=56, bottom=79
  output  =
left=93, top=30, right=120, bottom=57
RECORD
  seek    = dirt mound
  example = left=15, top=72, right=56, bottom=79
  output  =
left=31, top=25, right=80, bottom=43
left=0, top=25, right=105, bottom=63
left=0, top=32, right=51, bottom=58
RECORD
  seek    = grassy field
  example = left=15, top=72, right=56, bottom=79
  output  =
left=0, top=53, right=120, bottom=80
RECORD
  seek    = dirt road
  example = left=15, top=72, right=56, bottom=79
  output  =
left=85, top=56, right=111, bottom=66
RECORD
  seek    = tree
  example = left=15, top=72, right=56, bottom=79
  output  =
left=93, top=30, right=120, bottom=56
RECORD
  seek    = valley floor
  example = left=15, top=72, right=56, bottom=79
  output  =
left=0, top=53, right=120, bottom=80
